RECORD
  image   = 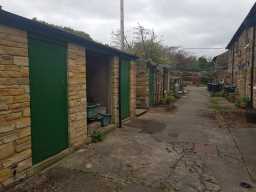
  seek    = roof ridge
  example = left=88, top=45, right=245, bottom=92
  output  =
left=0, top=8, right=138, bottom=60
left=226, top=2, right=256, bottom=49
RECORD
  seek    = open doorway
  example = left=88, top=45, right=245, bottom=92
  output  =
left=86, top=50, right=113, bottom=134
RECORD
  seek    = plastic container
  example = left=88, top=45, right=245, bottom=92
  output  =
left=99, top=114, right=112, bottom=127
left=87, top=104, right=99, bottom=120
left=224, top=85, right=236, bottom=93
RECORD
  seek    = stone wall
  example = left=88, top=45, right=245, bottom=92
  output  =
left=228, top=27, right=255, bottom=100
left=67, top=44, right=87, bottom=147
left=111, top=56, right=120, bottom=127
left=130, top=61, right=137, bottom=118
left=227, top=49, right=233, bottom=81
left=136, top=60, right=149, bottom=108
left=0, top=25, right=32, bottom=186
left=253, top=89, right=256, bottom=108
left=155, top=69, right=164, bottom=104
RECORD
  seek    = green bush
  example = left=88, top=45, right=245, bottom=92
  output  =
left=160, top=95, right=176, bottom=105
left=166, top=95, right=176, bottom=104
left=91, top=131, right=104, bottom=143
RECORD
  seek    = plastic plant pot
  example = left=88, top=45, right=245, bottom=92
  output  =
left=99, top=114, right=112, bottom=127
left=224, top=85, right=236, bottom=93
left=87, top=104, right=99, bottom=120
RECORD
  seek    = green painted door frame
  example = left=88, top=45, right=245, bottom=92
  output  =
left=28, top=35, right=68, bottom=165
left=120, top=60, right=131, bottom=120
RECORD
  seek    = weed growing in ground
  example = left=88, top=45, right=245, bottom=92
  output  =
left=91, top=131, right=105, bottom=143
left=210, top=91, right=224, bottom=97
left=209, top=97, right=233, bottom=113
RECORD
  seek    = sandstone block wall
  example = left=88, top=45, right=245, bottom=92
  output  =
left=0, top=25, right=32, bottom=186
left=155, top=69, right=164, bottom=104
left=111, top=56, right=119, bottom=127
left=130, top=61, right=136, bottom=118
left=136, top=61, right=149, bottom=108
left=228, top=27, right=255, bottom=100
left=68, top=44, right=87, bottom=147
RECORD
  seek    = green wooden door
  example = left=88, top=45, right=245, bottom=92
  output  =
left=120, top=60, right=130, bottom=120
left=28, top=36, right=68, bottom=165
left=149, top=68, right=155, bottom=106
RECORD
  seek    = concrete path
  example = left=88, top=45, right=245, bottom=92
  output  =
left=7, top=86, right=255, bottom=192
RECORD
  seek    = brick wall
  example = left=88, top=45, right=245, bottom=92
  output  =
left=111, top=56, right=119, bottom=127
left=67, top=44, right=87, bottom=147
left=130, top=61, right=136, bottom=118
left=0, top=25, right=32, bottom=185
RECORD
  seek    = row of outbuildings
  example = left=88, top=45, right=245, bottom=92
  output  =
left=0, top=9, right=183, bottom=185
left=136, top=60, right=183, bottom=109
left=213, top=2, right=256, bottom=108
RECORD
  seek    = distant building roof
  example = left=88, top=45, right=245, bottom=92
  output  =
left=213, top=51, right=229, bottom=71
left=226, top=2, right=256, bottom=49
left=0, top=8, right=138, bottom=60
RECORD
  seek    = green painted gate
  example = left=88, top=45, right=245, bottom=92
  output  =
left=120, top=60, right=130, bottom=120
left=149, top=68, right=156, bottom=106
left=28, top=35, right=68, bottom=165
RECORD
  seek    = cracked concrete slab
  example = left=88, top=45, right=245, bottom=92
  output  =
left=5, top=87, right=256, bottom=192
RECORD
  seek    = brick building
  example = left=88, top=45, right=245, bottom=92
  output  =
left=226, top=2, right=256, bottom=107
left=0, top=9, right=137, bottom=186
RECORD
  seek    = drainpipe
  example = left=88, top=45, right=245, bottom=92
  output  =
left=250, top=26, right=256, bottom=108
left=118, top=58, right=122, bottom=128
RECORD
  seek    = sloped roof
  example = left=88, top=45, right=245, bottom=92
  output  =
left=226, top=2, right=256, bottom=49
left=0, top=8, right=138, bottom=60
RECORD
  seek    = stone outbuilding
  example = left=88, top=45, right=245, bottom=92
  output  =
left=226, top=2, right=256, bottom=107
left=0, top=9, right=137, bottom=186
left=136, top=60, right=174, bottom=109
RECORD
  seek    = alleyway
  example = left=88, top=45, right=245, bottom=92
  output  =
left=7, top=87, right=255, bottom=192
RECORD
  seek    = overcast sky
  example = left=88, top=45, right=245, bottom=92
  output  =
left=1, top=0, right=255, bottom=57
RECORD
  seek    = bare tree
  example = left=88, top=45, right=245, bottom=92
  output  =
left=111, top=30, right=133, bottom=51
